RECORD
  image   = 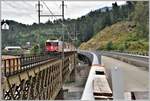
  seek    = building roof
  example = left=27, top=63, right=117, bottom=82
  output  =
left=4, top=46, right=22, bottom=49
left=46, top=39, right=60, bottom=42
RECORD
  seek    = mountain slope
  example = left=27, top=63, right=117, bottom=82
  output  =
left=79, top=21, right=148, bottom=52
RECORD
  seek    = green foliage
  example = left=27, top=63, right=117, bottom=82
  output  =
left=130, top=1, right=149, bottom=38
left=80, top=21, right=148, bottom=53
left=106, top=41, right=113, bottom=50
left=112, top=2, right=120, bottom=23
left=117, top=43, right=125, bottom=51
left=31, top=44, right=40, bottom=55
left=80, top=1, right=148, bottom=53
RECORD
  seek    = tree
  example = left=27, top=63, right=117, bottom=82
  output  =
left=112, top=2, right=120, bottom=23
left=31, top=44, right=40, bottom=55
left=106, top=41, right=113, bottom=50
left=104, top=7, right=112, bottom=26
left=131, top=1, right=149, bottom=38
left=126, top=1, right=135, bottom=20
left=120, top=5, right=128, bottom=20
left=127, top=1, right=134, bottom=12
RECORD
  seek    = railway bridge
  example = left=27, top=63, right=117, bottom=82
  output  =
left=1, top=50, right=149, bottom=100
left=1, top=51, right=76, bottom=100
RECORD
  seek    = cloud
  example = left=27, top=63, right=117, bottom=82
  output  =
left=1, top=1, right=126, bottom=25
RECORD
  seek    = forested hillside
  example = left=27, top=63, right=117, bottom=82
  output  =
left=2, top=1, right=149, bottom=53
left=80, top=1, right=149, bottom=52
left=80, top=21, right=148, bottom=52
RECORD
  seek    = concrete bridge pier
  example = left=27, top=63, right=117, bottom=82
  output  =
left=66, top=68, right=76, bottom=82
left=55, top=68, right=76, bottom=100
left=70, top=68, right=76, bottom=82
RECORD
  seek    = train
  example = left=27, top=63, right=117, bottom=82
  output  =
left=45, top=39, right=75, bottom=53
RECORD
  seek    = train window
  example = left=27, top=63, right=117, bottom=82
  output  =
left=50, top=42, right=58, bottom=46
left=46, top=42, right=58, bottom=47
left=46, top=42, right=51, bottom=46
left=54, top=43, right=58, bottom=46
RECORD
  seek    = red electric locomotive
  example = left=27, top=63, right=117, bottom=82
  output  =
left=45, top=39, right=75, bottom=53
left=45, top=40, right=60, bottom=52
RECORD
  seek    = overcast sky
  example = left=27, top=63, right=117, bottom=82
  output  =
left=1, top=1, right=126, bottom=25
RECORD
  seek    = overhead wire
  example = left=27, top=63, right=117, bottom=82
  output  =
left=42, top=0, right=54, bottom=16
left=41, top=0, right=55, bottom=20
left=41, top=0, right=65, bottom=40
left=41, top=0, right=74, bottom=42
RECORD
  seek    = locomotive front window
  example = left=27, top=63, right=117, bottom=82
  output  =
left=54, top=43, right=58, bottom=46
left=46, top=42, right=51, bottom=46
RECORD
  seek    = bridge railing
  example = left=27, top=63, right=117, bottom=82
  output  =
left=105, top=50, right=149, bottom=56
left=101, top=51, right=149, bottom=59
left=2, top=54, right=57, bottom=77
left=100, top=50, right=149, bottom=70
left=2, top=51, right=76, bottom=100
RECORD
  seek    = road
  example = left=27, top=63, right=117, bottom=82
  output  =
left=101, top=56, right=149, bottom=92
